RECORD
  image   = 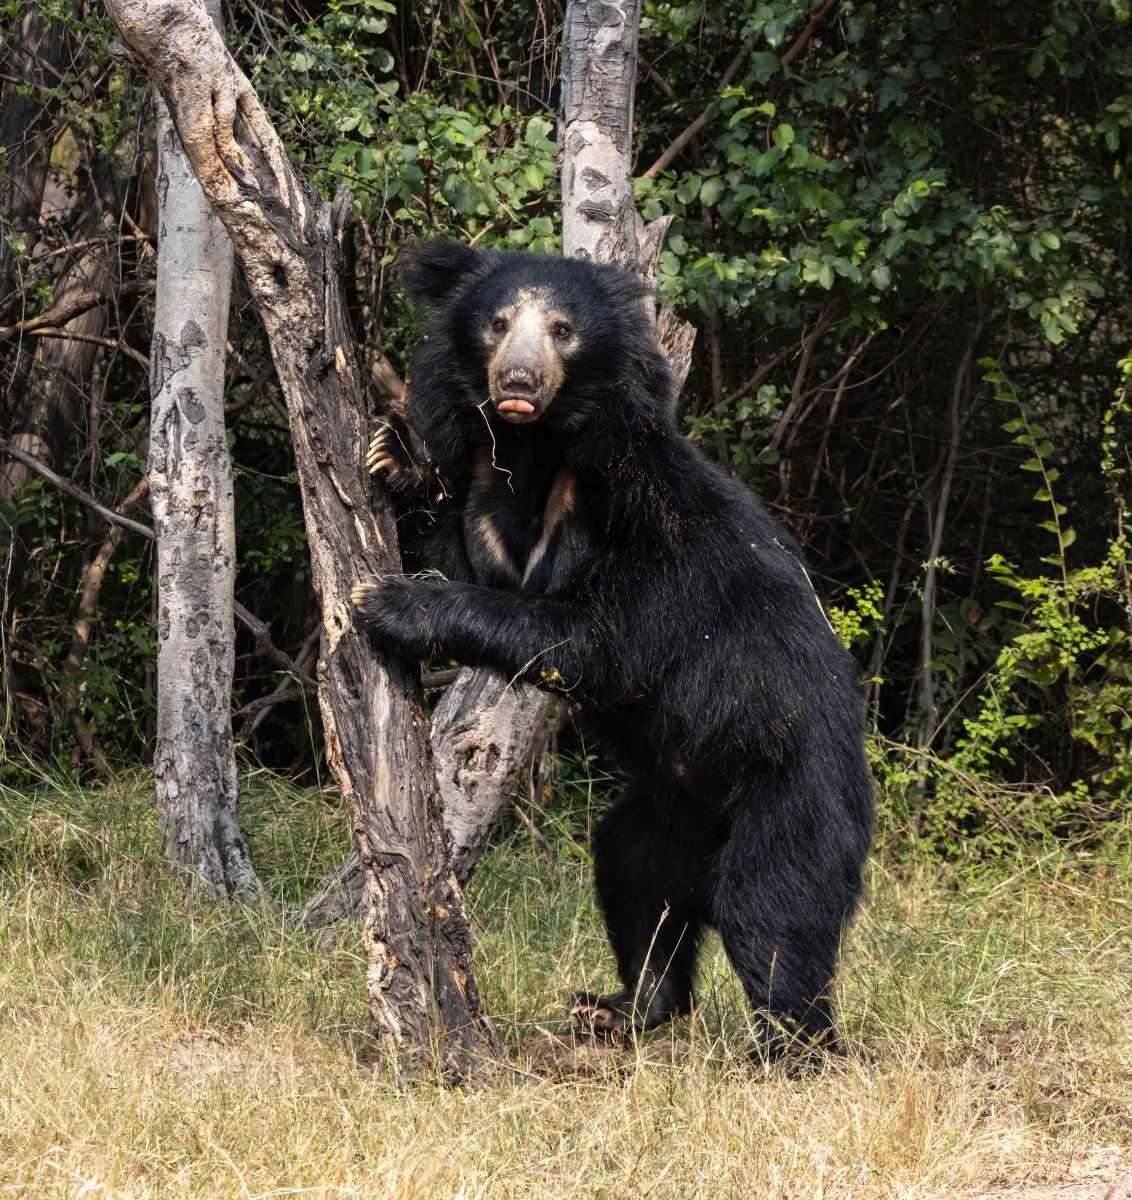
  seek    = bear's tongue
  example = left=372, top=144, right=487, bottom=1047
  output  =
left=497, top=397, right=535, bottom=414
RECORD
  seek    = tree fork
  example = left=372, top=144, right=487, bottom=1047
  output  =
left=102, top=0, right=498, bottom=1071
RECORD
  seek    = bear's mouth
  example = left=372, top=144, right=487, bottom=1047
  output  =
left=491, top=390, right=547, bottom=424
left=496, top=395, right=536, bottom=416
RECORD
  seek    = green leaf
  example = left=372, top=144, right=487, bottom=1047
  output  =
left=675, top=176, right=701, bottom=205
left=524, top=116, right=553, bottom=146
left=753, top=146, right=783, bottom=175
left=772, top=123, right=794, bottom=151
left=699, top=177, right=725, bottom=207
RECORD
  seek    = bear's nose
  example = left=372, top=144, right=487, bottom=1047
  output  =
left=499, top=364, right=539, bottom=394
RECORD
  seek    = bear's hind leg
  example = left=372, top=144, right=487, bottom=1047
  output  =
left=573, top=787, right=704, bottom=1037
left=710, top=793, right=864, bottom=1062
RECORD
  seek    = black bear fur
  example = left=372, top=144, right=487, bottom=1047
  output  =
left=354, top=241, right=874, bottom=1055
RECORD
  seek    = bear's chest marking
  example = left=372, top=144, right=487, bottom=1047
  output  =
left=466, top=448, right=575, bottom=591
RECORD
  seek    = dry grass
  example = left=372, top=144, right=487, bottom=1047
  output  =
left=0, top=769, right=1129, bottom=1198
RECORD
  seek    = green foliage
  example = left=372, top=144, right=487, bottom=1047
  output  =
left=246, top=0, right=561, bottom=257
left=829, top=581, right=887, bottom=651
left=946, top=365, right=1131, bottom=817
left=871, top=360, right=1132, bottom=854
left=638, top=1, right=1126, bottom=347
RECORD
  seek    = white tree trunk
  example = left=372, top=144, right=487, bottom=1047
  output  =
left=148, top=0, right=258, bottom=897
left=559, top=0, right=696, bottom=387
left=559, top=0, right=641, bottom=264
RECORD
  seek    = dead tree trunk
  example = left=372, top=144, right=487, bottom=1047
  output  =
left=317, top=3, right=696, bottom=921
left=148, top=0, right=259, bottom=898
left=301, top=672, right=554, bottom=927
left=424, top=0, right=694, bottom=882
left=0, top=168, right=120, bottom=499
left=104, top=0, right=496, bottom=1072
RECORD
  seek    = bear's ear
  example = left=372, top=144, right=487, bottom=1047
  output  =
left=403, top=240, right=488, bottom=306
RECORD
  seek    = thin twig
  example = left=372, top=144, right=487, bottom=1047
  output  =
left=642, top=0, right=841, bottom=179
left=0, top=437, right=155, bottom=539
left=722, top=337, right=803, bottom=406
left=766, top=297, right=846, bottom=453
left=0, top=437, right=314, bottom=688
left=0, top=278, right=154, bottom=337
left=919, top=321, right=982, bottom=747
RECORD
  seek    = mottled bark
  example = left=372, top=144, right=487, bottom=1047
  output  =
left=558, top=0, right=696, bottom=392
left=103, top=0, right=496, bottom=1071
left=300, top=672, right=551, bottom=927
left=558, top=0, right=641, bottom=265
left=433, top=673, right=552, bottom=883
left=148, top=0, right=258, bottom=899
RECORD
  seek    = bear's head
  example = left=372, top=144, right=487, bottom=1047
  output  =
left=405, top=241, right=670, bottom=432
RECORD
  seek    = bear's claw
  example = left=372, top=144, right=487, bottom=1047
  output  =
left=366, top=415, right=435, bottom=499
left=351, top=581, right=380, bottom=614
left=569, top=989, right=682, bottom=1038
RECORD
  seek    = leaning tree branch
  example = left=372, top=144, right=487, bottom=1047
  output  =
left=0, top=278, right=155, bottom=338
left=0, top=437, right=153, bottom=539
left=0, top=436, right=316, bottom=693
left=102, top=0, right=496, bottom=1072
left=642, top=0, right=841, bottom=180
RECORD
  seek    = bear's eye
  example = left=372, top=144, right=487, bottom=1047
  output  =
left=492, top=317, right=508, bottom=334
left=553, top=322, right=573, bottom=340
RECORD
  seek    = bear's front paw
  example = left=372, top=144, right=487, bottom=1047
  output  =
left=351, top=576, right=442, bottom=659
left=366, top=414, right=440, bottom=501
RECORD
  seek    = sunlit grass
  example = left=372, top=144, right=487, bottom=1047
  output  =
left=0, top=769, right=1128, bottom=1198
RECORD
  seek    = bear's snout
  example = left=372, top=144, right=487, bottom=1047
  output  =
left=498, top=363, right=540, bottom=395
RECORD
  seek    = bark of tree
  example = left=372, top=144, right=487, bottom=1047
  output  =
left=558, top=0, right=696, bottom=390
left=313, top=3, right=698, bottom=925
left=148, top=0, right=259, bottom=898
left=1, top=163, right=128, bottom=719
left=0, top=169, right=119, bottom=500
left=103, top=0, right=496, bottom=1072
left=558, top=0, right=642, bottom=265
left=300, top=672, right=554, bottom=927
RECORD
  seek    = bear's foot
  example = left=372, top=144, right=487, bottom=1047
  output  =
left=745, top=1013, right=844, bottom=1074
left=569, top=989, right=690, bottom=1039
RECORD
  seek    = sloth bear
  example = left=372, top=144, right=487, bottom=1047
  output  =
left=353, top=241, right=873, bottom=1056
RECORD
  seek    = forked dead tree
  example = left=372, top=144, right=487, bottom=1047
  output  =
left=103, top=0, right=497, bottom=1072
left=314, top=0, right=697, bottom=916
